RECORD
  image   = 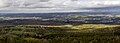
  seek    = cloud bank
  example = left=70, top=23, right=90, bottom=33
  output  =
left=0, top=0, right=120, bottom=13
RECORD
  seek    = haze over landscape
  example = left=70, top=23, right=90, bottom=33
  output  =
left=0, top=0, right=120, bottom=13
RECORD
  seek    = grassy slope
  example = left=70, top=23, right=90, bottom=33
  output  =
left=0, top=24, right=120, bottom=43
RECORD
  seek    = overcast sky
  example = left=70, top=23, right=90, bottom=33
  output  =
left=0, top=0, right=120, bottom=13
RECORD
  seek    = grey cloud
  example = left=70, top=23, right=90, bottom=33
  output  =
left=0, top=0, right=120, bottom=13
left=1, top=0, right=120, bottom=8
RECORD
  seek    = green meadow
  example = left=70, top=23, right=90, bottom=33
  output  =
left=0, top=24, right=120, bottom=43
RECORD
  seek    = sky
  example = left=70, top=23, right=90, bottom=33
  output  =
left=0, top=0, right=120, bottom=13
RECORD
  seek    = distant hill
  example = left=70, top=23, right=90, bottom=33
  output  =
left=0, top=12, right=119, bottom=17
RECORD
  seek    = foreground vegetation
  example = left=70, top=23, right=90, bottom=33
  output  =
left=0, top=24, right=120, bottom=43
